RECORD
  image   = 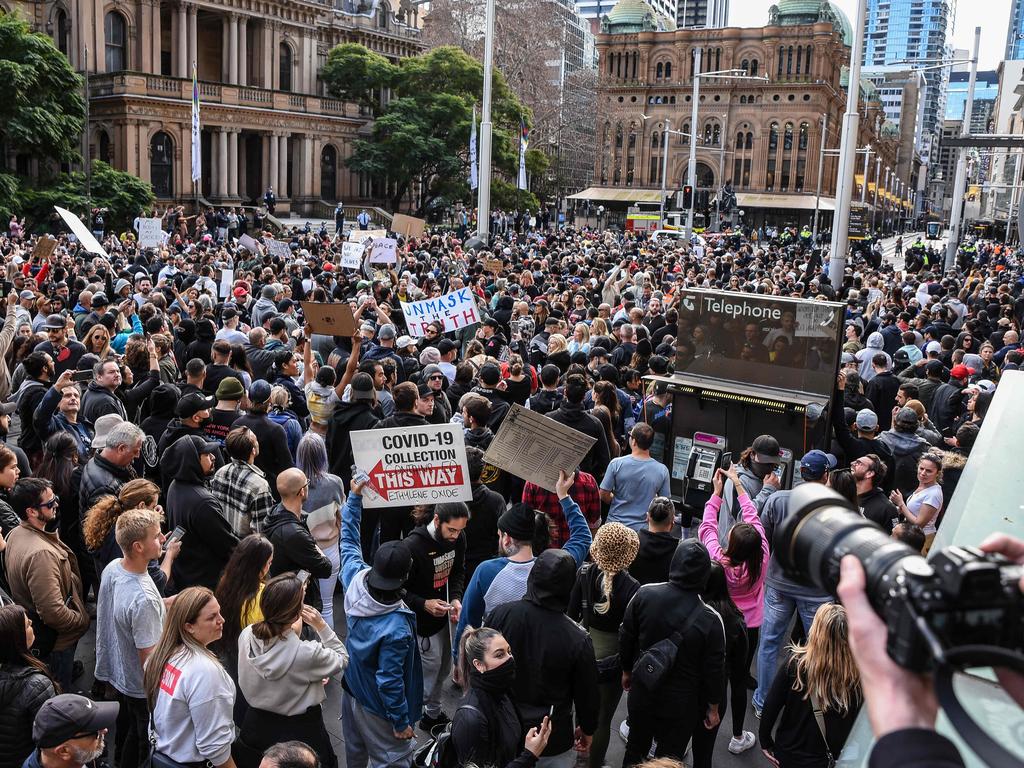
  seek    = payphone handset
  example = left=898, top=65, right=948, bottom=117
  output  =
left=685, top=432, right=728, bottom=491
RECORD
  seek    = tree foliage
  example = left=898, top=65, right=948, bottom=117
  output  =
left=18, top=162, right=154, bottom=232
left=322, top=44, right=533, bottom=215
left=0, top=12, right=85, bottom=172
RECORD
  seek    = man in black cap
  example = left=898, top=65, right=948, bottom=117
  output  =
left=235, top=380, right=292, bottom=497
left=340, top=476, right=421, bottom=768
left=478, top=318, right=507, bottom=360
left=436, top=338, right=459, bottom=383
left=157, top=391, right=217, bottom=459
left=586, top=345, right=610, bottom=378
left=717, top=434, right=783, bottom=543
left=471, top=364, right=510, bottom=430
left=35, top=314, right=86, bottom=377
left=79, top=292, right=111, bottom=336
left=25, top=693, right=119, bottom=768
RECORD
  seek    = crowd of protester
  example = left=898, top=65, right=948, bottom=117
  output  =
left=1, top=209, right=1020, bottom=768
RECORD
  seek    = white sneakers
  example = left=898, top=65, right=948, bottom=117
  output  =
left=618, top=720, right=630, bottom=742
left=728, top=731, right=757, bottom=754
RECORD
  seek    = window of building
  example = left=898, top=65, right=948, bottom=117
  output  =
left=104, top=11, right=127, bottom=72
left=651, top=131, right=660, bottom=148
left=804, top=46, right=811, bottom=74
left=741, top=58, right=749, bottom=74
left=786, top=46, right=793, bottom=76
left=768, top=123, right=779, bottom=152
left=321, top=145, right=337, bottom=201
left=798, top=121, right=808, bottom=151
left=736, top=131, right=744, bottom=149
left=150, top=132, right=173, bottom=198
left=745, top=132, right=753, bottom=149
left=665, top=62, right=672, bottom=79
left=55, top=9, right=70, bottom=55
left=751, top=60, right=759, bottom=76
left=656, top=62, right=663, bottom=80
left=280, top=43, right=293, bottom=92
left=712, top=123, right=720, bottom=146
left=98, top=131, right=111, bottom=164
left=795, top=46, right=802, bottom=75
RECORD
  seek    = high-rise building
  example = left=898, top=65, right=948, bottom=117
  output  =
left=576, top=0, right=678, bottom=30
left=1006, top=0, right=1024, bottom=60
left=946, top=70, right=999, bottom=132
left=676, top=0, right=728, bottom=28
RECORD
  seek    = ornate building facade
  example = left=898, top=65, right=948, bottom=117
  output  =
left=3, top=0, right=423, bottom=214
left=587, top=0, right=913, bottom=229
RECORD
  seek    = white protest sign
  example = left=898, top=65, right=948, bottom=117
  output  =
left=137, top=218, right=163, bottom=249
left=351, top=423, right=471, bottom=508
left=219, top=269, right=234, bottom=298
left=340, top=241, right=365, bottom=269
left=54, top=206, right=108, bottom=257
left=401, top=288, right=481, bottom=337
left=263, top=239, right=292, bottom=259
left=368, top=237, right=398, bottom=264
left=238, top=234, right=260, bottom=253
left=348, top=228, right=387, bottom=243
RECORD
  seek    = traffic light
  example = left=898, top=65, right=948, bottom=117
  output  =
left=682, top=185, right=693, bottom=208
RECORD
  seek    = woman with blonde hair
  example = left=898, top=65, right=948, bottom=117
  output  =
left=759, top=603, right=862, bottom=767
left=268, top=384, right=302, bottom=459
left=144, top=587, right=237, bottom=768
left=569, top=522, right=640, bottom=768
left=81, top=324, right=113, bottom=359
left=568, top=323, right=591, bottom=357
left=546, top=333, right=571, bottom=373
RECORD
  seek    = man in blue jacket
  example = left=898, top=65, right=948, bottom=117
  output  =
left=340, top=478, right=422, bottom=768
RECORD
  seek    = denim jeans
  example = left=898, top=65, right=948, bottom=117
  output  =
left=45, top=644, right=77, bottom=692
left=752, top=585, right=832, bottom=711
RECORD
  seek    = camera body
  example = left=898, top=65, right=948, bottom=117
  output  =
left=777, top=484, right=1024, bottom=672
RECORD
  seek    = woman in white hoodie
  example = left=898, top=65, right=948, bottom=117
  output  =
left=236, top=573, right=348, bottom=768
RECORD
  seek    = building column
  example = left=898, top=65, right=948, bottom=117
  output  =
left=150, top=0, right=162, bottom=75
left=216, top=129, right=228, bottom=198
left=300, top=135, right=313, bottom=197
left=263, top=23, right=274, bottom=89
left=238, top=17, right=248, bottom=86
left=270, top=23, right=281, bottom=90
left=311, top=137, right=322, bottom=200
left=228, top=130, right=240, bottom=198
left=268, top=133, right=279, bottom=192
left=228, top=13, right=239, bottom=84
left=175, top=2, right=187, bottom=77
left=187, top=3, right=198, bottom=75
left=278, top=134, right=289, bottom=198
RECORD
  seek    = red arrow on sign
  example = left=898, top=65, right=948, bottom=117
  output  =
left=367, top=460, right=465, bottom=502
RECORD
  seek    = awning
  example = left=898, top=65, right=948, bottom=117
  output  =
left=736, top=192, right=835, bottom=211
left=567, top=187, right=664, bottom=203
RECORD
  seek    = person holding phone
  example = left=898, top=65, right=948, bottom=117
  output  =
left=32, top=369, right=93, bottom=461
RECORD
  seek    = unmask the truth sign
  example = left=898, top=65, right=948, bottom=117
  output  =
left=401, top=288, right=481, bottom=337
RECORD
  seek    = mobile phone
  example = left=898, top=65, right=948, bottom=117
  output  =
left=296, top=569, right=310, bottom=585
left=773, top=465, right=784, bottom=479
left=72, top=369, right=93, bottom=383
left=720, top=452, right=732, bottom=472
left=0, top=281, right=11, bottom=299
left=165, top=526, right=185, bottom=547
left=352, top=465, right=371, bottom=486
left=548, top=705, right=555, bottom=719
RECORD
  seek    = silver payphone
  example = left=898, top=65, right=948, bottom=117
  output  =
left=684, top=432, right=727, bottom=493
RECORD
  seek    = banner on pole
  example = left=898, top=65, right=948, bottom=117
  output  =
left=351, top=423, right=472, bottom=508
left=401, top=288, right=481, bottom=337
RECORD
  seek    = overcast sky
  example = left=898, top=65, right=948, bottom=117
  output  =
left=728, top=0, right=1010, bottom=70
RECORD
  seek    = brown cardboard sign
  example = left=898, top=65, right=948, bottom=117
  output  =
left=300, top=301, right=356, bottom=338
left=31, top=236, right=58, bottom=261
left=391, top=213, right=426, bottom=239
left=484, top=258, right=503, bottom=274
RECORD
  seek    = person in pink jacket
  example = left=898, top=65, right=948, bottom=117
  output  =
left=699, top=465, right=770, bottom=696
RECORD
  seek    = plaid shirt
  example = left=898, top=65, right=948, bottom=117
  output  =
left=210, top=459, right=276, bottom=537
left=522, top=470, right=601, bottom=548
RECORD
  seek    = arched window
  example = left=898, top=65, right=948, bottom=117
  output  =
left=786, top=46, right=793, bottom=76
left=712, top=123, right=720, bottom=146
left=704, top=123, right=712, bottom=145
left=741, top=58, right=749, bottom=74
left=795, top=46, right=802, bottom=75
left=656, top=62, right=663, bottom=80
left=150, top=132, right=174, bottom=198
left=98, top=130, right=111, bottom=164
left=55, top=9, right=70, bottom=55
left=751, top=60, right=759, bottom=76
left=632, top=51, right=638, bottom=79
left=783, top=122, right=793, bottom=150
left=799, top=122, right=809, bottom=150
left=805, top=46, right=811, bottom=75
left=321, top=145, right=337, bottom=201
left=777, top=47, right=784, bottom=78
left=104, top=12, right=127, bottom=72
left=745, top=132, right=753, bottom=149
left=615, top=124, right=623, bottom=148
left=651, top=131, right=660, bottom=148
left=608, top=52, right=614, bottom=75
left=682, top=122, right=690, bottom=145
left=377, top=2, right=389, bottom=28
left=736, top=131, right=744, bottom=149
left=715, top=48, right=721, bottom=71
left=665, top=62, right=672, bottom=79
left=768, top=123, right=779, bottom=151
left=279, top=43, right=293, bottom=92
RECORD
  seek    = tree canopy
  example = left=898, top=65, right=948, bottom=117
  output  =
left=322, top=44, right=535, bottom=215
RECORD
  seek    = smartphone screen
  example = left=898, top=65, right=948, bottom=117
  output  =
left=296, top=569, right=310, bottom=585
left=165, top=526, right=185, bottom=547
left=773, top=465, right=784, bottom=479
left=721, top=452, right=732, bottom=472
left=72, top=369, right=94, bottom=383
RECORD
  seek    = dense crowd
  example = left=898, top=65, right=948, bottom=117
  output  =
left=0, top=209, right=1020, bottom=768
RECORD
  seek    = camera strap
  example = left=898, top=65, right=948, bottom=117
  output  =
left=808, top=692, right=835, bottom=768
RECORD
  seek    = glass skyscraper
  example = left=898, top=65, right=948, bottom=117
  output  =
left=1007, top=0, right=1024, bottom=59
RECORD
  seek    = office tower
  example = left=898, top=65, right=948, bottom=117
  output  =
left=1007, top=0, right=1024, bottom=59
left=677, top=0, right=728, bottom=28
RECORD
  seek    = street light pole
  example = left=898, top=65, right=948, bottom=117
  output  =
left=716, top=112, right=727, bottom=230
left=475, top=0, right=496, bottom=243
left=945, top=25, right=981, bottom=271
left=860, top=145, right=872, bottom=204
left=812, top=112, right=828, bottom=243
left=684, top=46, right=702, bottom=240
left=660, top=118, right=671, bottom=225
left=827, top=0, right=867, bottom=288
left=872, top=158, right=881, bottom=232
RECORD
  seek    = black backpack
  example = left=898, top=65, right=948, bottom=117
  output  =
left=413, top=705, right=481, bottom=768
left=631, top=603, right=707, bottom=692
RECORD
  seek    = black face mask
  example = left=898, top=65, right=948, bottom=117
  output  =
left=472, top=655, right=516, bottom=693
left=751, top=461, right=775, bottom=479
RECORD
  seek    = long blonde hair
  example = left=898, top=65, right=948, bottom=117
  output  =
left=787, top=603, right=861, bottom=714
left=143, top=587, right=219, bottom=709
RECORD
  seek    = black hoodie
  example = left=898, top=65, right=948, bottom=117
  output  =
left=628, top=528, right=680, bottom=585
left=618, top=539, right=725, bottom=714
left=402, top=523, right=466, bottom=637
left=485, top=550, right=599, bottom=756
left=163, top=435, right=239, bottom=592
left=264, top=502, right=333, bottom=611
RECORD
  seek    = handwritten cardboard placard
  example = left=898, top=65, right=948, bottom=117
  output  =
left=300, top=301, right=356, bottom=338
left=391, top=213, right=426, bottom=239
left=31, top=236, right=58, bottom=262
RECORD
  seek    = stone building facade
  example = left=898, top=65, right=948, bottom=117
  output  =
left=588, top=0, right=912, bottom=229
left=3, top=0, right=423, bottom=215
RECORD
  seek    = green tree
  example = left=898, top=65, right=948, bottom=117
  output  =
left=322, top=44, right=532, bottom=215
left=0, top=12, right=85, bottom=172
left=19, top=162, right=154, bottom=232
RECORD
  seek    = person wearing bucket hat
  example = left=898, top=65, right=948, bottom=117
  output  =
left=568, top=522, right=640, bottom=768
left=339, top=475, right=421, bottom=767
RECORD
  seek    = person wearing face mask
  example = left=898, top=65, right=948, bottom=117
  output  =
left=157, top=392, right=218, bottom=459
left=451, top=627, right=552, bottom=768
left=716, top=434, right=783, bottom=545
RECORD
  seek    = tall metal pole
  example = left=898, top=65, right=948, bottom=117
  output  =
left=660, top=118, right=671, bottom=225
left=83, top=45, right=91, bottom=206
left=860, top=145, right=871, bottom=204
left=872, top=158, right=881, bottom=232
left=812, top=112, right=828, bottom=243
left=945, top=26, right=981, bottom=271
left=827, top=0, right=867, bottom=288
left=684, top=46, right=702, bottom=240
left=716, top=113, right=727, bottom=231
left=475, top=0, right=496, bottom=242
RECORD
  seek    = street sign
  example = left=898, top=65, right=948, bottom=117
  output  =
left=848, top=205, right=869, bottom=241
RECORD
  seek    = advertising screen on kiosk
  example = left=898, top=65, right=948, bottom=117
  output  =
left=674, top=289, right=844, bottom=398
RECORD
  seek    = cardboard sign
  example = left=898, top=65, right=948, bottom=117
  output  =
left=368, top=237, right=398, bottom=264
left=401, top=287, right=481, bottom=337
left=340, top=241, right=365, bottom=269
left=54, top=206, right=108, bottom=257
left=348, top=228, right=387, bottom=243
left=219, top=269, right=234, bottom=299
left=391, top=213, right=426, bottom=239
left=238, top=234, right=261, bottom=254
left=483, top=404, right=597, bottom=494
left=351, top=423, right=471, bottom=508
left=31, top=236, right=58, bottom=262
left=300, top=301, right=356, bottom=338
left=264, top=239, right=292, bottom=259
left=484, top=258, right=503, bottom=274
left=137, top=218, right=163, bottom=249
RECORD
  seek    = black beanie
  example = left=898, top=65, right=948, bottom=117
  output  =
left=498, top=503, right=537, bottom=540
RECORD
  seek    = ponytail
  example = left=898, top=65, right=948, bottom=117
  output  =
left=531, top=512, right=551, bottom=553
left=458, top=626, right=502, bottom=692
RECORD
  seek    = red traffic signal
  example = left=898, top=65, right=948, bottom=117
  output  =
left=682, top=185, right=693, bottom=208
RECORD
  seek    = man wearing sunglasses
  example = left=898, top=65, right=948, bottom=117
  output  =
left=25, top=693, right=119, bottom=768
left=5, top=477, right=90, bottom=690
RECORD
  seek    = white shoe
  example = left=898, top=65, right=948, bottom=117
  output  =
left=618, top=720, right=629, bottom=742
left=728, top=731, right=756, bottom=754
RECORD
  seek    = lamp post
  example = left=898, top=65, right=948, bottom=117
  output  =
left=871, top=158, right=881, bottom=232
left=945, top=26, right=982, bottom=271
left=812, top=113, right=829, bottom=243
left=660, top=118, right=671, bottom=225
left=474, top=0, right=496, bottom=243
left=859, top=144, right=872, bottom=205
left=715, top=112, right=728, bottom=231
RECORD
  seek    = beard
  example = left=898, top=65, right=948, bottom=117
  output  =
left=70, top=735, right=104, bottom=763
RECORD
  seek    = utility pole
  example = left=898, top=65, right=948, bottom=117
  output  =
left=684, top=46, right=702, bottom=240
left=660, top=118, right=671, bottom=225
left=945, top=26, right=981, bottom=271
left=812, top=112, right=828, bottom=243
left=474, top=0, right=496, bottom=244
left=716, top=112, right=727, bottom=231
left=860, top=145, right=872, bottom=204
left=83, top=45, right=91, bottom=206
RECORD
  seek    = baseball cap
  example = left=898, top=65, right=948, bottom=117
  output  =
left=925, top=359, right=945, bottom=376
left=378, top=324, right=396, bottom=340
left=350, top=372, right=376, bottom=402
left=92, top=292, right=110, bottom=308
left=19, top=289, right=35, bottom=301
left=215, top=377, right=245, bottom=400
left=949, top=364, right=974, bottom=380
left=367, top=540, right=412, bottom=592
left=43, top=314, right=66, bottom=330
left=976, top=379, right=996, bottom=393
left=91, top=413, right=125, bottom=449
left=588, top=346, right=609, bottom=360
left=176, top=392, right=216, bottom=419
left=840, top=352, right=856, bottom=365
left=924, top=340, right=942, bottom=355
left=855, top=408, right=879, bottom=431
left=233, top=286, right=248, bottom=298
left=0, top=401, right=18, bottom=416
left=248, top=379, right=272, bottom=404
left=221, top=307, right=238, bottom=321
left=395, top=335, right=415, bottom=350
left=895, top=406, right=919, bottom=428
left=751, top=434, right=782, bottom=464
left=483, top=318, right=499, bottom=329
left=416, top=382, right=434, bottom=398
left=33, top=694, right=119, bottom=749
left=799, top=450, right=837, bottom=479
left=436, top=339, right=458, bottom=356
left=479, top=364, right=501, bottom=386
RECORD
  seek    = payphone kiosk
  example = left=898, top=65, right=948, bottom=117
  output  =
left=685, top=432, right=727, bottom=491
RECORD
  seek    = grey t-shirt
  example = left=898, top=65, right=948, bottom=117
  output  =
left=95, top=559, right=165, bottom=698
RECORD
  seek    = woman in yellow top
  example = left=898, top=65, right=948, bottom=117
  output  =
left=214, top=533, right=273, bottom=726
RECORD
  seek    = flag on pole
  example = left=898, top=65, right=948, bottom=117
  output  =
left=517, top=117, right=529, bottom=190
left=469, top=105, right=478, bottom=191
left=191, top=63, right=201, bottom=184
